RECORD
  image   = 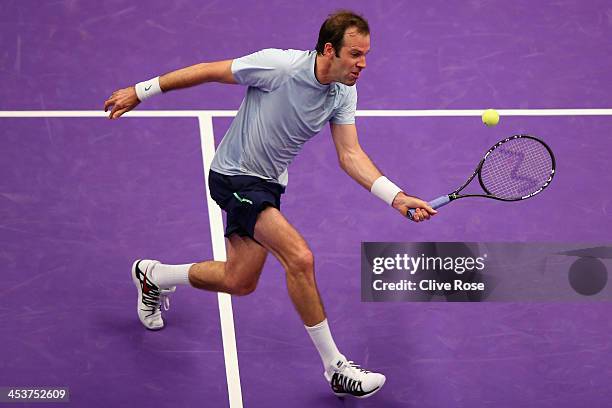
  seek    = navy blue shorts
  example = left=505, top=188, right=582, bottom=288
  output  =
left=208, top=170, right=285, bottom=239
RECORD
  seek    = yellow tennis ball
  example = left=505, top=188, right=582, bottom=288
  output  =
left=482, top=109, right=500, bottom=127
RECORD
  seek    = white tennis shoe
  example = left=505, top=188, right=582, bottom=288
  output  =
left=324, top=355, right=386, bottom=398
left=131, top=259, right=175, bottom=330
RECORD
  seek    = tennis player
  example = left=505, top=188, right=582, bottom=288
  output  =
left=104, top=10, right=436, bottom=399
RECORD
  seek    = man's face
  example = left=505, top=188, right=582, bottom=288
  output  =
left=329, top=28, right=370, bottom=86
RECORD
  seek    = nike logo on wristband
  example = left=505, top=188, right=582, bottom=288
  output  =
left=144, top=85, right=152, bottom=91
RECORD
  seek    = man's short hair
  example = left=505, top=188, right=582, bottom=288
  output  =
left=315, top=10, right=370, bottom=56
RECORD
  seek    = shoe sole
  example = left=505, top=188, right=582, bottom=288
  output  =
left=131, top=259, right=163, bottom=331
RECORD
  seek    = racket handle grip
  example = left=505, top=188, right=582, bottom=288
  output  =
left=407, top=195, right=450, bottom=220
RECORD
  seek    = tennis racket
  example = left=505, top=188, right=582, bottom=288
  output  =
left=407, top=134, right=556, bottom=220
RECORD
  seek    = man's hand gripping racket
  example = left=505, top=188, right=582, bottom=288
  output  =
left=393, top=194, right=437, bottom=222
left=407, top=134, right=556, bottom=220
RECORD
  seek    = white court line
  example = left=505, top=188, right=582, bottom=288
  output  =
left=198, top=114, right=243, bottom=408
left=1, top=108, right=612, bottom=118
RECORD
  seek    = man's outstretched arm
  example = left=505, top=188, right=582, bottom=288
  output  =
left=103, top=60, right=236, bottom=119
left=330, top=122, right=436, bottom=222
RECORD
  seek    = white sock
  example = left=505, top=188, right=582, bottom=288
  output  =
left=151, top=263, right=193, bottom=287
left=305, top=319, right=343, bottom=370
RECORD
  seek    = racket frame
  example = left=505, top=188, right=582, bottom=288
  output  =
left=407, top=134, right=556, bottom=219
left=463, top=134, right=556, bottom=202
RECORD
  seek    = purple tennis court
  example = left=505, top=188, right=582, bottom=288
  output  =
left=2, top=1, right=612, bottom=407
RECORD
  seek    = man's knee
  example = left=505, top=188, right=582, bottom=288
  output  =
left=228, top=280, right=258, bottom=296
left=223, top=263, right=261, bottom=296
left=287, top=248, right=315, bottom=276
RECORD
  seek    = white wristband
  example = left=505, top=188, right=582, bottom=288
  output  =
left=135, top=76, right=162, bottom=102
left=371, top=176, right=402, bottom=206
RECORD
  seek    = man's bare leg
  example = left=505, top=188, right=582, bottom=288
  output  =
left=187, top=233, right=268, bottom=296
left=250, top=207, right=386, bottom=398
left=133, top=234, right=268, bottom=330
left=253, top=207, right=325, bottom=326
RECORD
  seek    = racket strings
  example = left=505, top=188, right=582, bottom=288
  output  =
left=480, top=138, right=553, bottom=200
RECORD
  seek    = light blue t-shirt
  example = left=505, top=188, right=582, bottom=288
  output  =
left=210, top=48, right=358, bottom=186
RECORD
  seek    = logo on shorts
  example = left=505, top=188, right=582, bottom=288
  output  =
left=233, top=192, right=253, bottom=205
